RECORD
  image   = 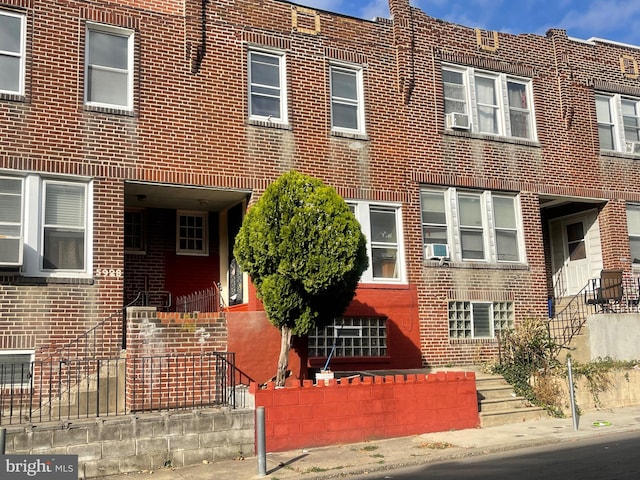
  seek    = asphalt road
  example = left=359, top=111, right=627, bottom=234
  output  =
left=351, top=431, right=640, bottom=480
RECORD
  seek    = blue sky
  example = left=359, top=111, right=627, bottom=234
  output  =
left=291, top=0, right=640, bottom=46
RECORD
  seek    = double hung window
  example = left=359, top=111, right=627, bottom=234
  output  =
left=0, top=10, right=25, bottom=95
left=348, top=201, right=404, bottom=282
left=0, top=174, right=92, bottom=277
left=248, top=50, right=287, bottom=124
left=442, top=64, right=535, bottom=140
left=596, top=93, right=640, bottom=154
left=627, top=204, right=640, bottom=264
left=85, top=23, right=134, bottom=110
left=421, top=188, right=523, bottom=263
left=330, top=64, right=365, bottom=135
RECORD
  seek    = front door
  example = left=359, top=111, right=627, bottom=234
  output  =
left=550, top=210, right=602, bottom=297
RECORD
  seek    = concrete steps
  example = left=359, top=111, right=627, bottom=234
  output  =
left=476, top=373, right=548, bottom=427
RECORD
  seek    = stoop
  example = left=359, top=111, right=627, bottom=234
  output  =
left=476, top=372, right=549, bottom=427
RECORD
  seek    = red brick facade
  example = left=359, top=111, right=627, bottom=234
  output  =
left=251, top=371, right=479, bottom=452
left=1, top=0, right=639, bottom=384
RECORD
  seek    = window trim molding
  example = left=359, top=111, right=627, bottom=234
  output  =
left=84, top=22, right=135, bottom=112
left=2, top=173, right=94, bottom=279
left=348, top=200, right=406, bottom=284
left=442, top=63, right=537, bottom=141
left=247, top=47, right=289, bottom=125
left=596, top=92, right=640, bottom=155
left=0, top=9, right=26, bottom=97
left=329, top=61, right=366, bottom=136
left=421, top=186, right=526, bottom=265
left=176, top=210, right=209, bottom=256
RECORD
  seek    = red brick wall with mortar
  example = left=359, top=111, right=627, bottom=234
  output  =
left=250, top=371, right=479, bottom=452
left=2, top=0, right=640, bottom=371
left=125, top=308, right=227, bottom=411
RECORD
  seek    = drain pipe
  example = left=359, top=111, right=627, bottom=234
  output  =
left=0, top=428, right=6, bottom=454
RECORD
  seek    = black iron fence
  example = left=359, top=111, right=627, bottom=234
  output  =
left=0, top=352, right=240, bottom=425
left=175, top=284, right=225, bottom=313
left=548, top=276, right=640, bottom=349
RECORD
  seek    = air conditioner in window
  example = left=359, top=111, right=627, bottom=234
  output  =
left=445, top=112, right=470, bottom=130
left=425, top=243, right=449, bottom=260
left=0, top=236, right=23, bottom=266
left=625, top=141, right=640, bottom=154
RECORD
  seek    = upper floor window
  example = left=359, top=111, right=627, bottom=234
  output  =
left=627, top=204, right=640, bottom=264
left=330, top=63, right=365, bottom=135
left=349, top=201, right=404, bottom=282
left=0, top=174, right=92, bottom=277
left=85, top=23, right=134, bottom=110
left=176, top=211, right=208, bottom=256
left=442, top=65, right=535, bottom=140
left=0, top=10, right=25, bottom=95
left=596, top=93, right=640, bottom=154
left=248, top=49, right=287, bottom=124
left=421, top=187, right=524, bottom=263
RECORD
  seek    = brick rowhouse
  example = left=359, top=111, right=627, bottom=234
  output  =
left=1, top=0, right=639, bottom=389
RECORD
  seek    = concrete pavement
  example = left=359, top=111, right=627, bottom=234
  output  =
left=99, top=406, right=640, bottom=479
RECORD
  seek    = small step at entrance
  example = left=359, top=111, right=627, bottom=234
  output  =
left=476, top=373, right=548, bottom=427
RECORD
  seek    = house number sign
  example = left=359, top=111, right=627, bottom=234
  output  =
left=95, top=269, right=123, bottom=277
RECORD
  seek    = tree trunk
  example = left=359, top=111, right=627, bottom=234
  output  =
left=275, top=326, right=292, bottom=387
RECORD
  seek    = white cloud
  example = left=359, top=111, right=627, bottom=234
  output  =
left=361, top=0, right=390, bottom=20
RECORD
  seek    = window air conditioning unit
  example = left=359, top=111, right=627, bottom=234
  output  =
left=425, top=243, right=449, bottom=260
left=625, top=141, right=640, bottom=154
left=445, top=112, right=470, bottom=130
left=0, top=236, right=22, bottom=266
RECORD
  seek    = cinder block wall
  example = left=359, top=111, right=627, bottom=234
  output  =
left=3, top=409, right=254, bottom=479
left=251, top=371, right=479, bottom=452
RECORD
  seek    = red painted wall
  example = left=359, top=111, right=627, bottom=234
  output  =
left=227, top=283, right=422, bottom=384
left=251, top=371, right=479, bottom=452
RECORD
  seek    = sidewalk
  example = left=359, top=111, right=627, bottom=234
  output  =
left=100, top=406, right=640, bottom=480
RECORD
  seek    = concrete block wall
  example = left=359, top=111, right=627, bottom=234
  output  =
left=251, top=371, right=479, bottom=452
left=3, top=409, right=254, bottom=479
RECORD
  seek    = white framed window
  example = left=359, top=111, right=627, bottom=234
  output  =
left=627, top=204, right=640, bottom=264
left=248, top=49, right=288, bottom=124
left=176, top=211, right=208, bottom=256
left=421, top=187, right=524, bottom=264
left=330, top=63, right=365, bottom=135
left=596, top=93, right=640, bottom=154
left=308, top=317, right=387, bottom=357
left=448, top=301, right=513, bottom=339
left=0, top=176, right=23, bottom=265
left=0, top=350, right=33, bottom=387
left=442, top=64, right=535, bottom=140
left=0, top=173, right=92, bottom=277
left=85, top=23, right=134, bottom=110
left=0, top=10, right=26, bottom=95
left=348, top=200, right=405, bottom=282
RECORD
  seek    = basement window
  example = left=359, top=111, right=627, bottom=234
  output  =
left=0, top=350, right=33, bottom=387
left=448, top=301, right=513, bottom=339
left=308, top=316, right=387, bottom=358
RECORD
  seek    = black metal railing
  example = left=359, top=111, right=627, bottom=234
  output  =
left=0, top=352, right=241, bottom=425
left=175, top=284, right=225, bottom=313
left=548, top=276, right=640, bottom=349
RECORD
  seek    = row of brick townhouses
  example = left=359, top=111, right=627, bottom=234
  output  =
left=1, top=0, right=639, bottom=387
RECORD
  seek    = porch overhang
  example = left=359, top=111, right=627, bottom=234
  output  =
left=124, top=180, right=251, bottom=211
left=539, top=193, right=607, bottom=210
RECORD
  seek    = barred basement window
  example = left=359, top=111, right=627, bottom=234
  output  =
left=448, top=301, right=513, bottom=339
left=0, top=350, right=33, bottom=387
left=308, top=317, right=387, bottom=357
